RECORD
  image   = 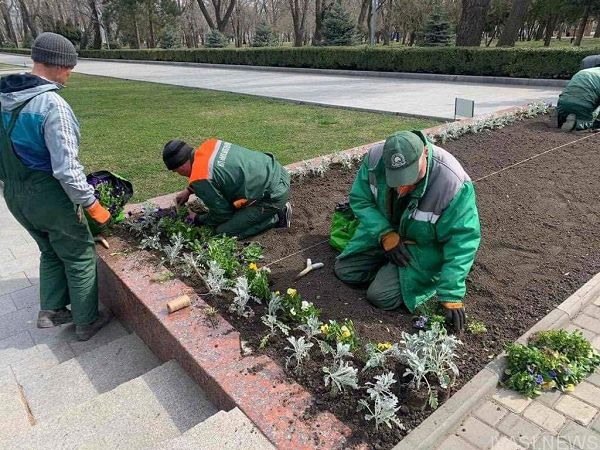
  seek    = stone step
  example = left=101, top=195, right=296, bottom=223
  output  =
left=20, top=333, right=161, bottom=423
left=152, top=407, right=274, bottom=449
left=3, top=360, right=219, bottom=450
left=0, top=376, right=32, bottom=442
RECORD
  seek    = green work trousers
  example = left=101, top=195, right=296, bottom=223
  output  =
left=0, top=103, right=99, bottom=326
left=556, top=99, right=597, bottom=130
left=215, top=171, right=290, bottom=240
left=334, top=248, right=403, bottom=311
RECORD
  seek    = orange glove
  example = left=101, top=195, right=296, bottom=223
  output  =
left=381, top=231, right=411, bottom=266
left=86, top=200, right=111, bottom=226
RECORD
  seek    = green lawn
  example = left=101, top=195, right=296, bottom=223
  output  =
left=60, top=73, right=438, bottom=201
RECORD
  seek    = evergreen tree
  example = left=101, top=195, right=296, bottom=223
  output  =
left=159, top=24, right=180, bottom=48
left=205, top=29, right=228, bottom=48
left=321, top=1, right=356, bottom=46
left=420, top=3, right=453, bottom=47
left=252, top=21, right=277, bottom=47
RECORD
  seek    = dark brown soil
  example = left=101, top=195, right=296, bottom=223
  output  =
left=249, top=119, right=600, bottom=448
left=120, top=118, right=600, bottom=449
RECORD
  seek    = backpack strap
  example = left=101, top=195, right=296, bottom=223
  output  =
left=367, top=142, right=384, bottom=200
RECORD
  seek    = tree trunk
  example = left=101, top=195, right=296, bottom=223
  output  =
left=543, top=16, right=557, bottom=47
left=408, top=30, right=416, bottom=46
left=574, top=3, right=591, bottom=47
left=1, top=3, right=18, bottom=47
left=314, top=0, right=322, bottom=44
left=557, top=24, right=563, bottom=40
left=195, top=0, right=216, bottom=29
left=534, top=22, right=545, bottom=41
left=288, top=0, right=307, bottom=46
left=18, top=0, right=38, bottom=39
left=497, top=0, right=531, bottom=47
left=216, top=0, right=237, bottom=32
left=456, top=0, right=491, bottom=46
left=594, top=18, right=600, bottom=38
left=357, top=0, right=370, bottom=35
left=147, top=0, right=155, bottom=48
left=133, top=15, right=141, bottom=48
left=87, top=0, right=102, bottom=49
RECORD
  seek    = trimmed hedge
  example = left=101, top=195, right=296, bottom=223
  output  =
left=3, top=46, right=600, bottom=79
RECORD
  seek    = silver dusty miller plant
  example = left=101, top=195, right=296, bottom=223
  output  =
left=400, top=322, right=461, bottom=409
left=261, top=292, right=291, bottom=335
left=296, top=314, right=323, bottom=341
left=139, top=233, right=161, bottom=251
left=180, top=252, right=204, bottom=278
left=358, top=372, right=405, bottom=430
left=284, top=336, right=314, bottom=374
left=161, top=232, right=185, bottom=266
left=362, top=342, right=402, bottom=372
left=323, top=359, right=359, bottom=395
left=229, top=276, right=254, bottom=318
left=204, top=260, right=228, bottom=294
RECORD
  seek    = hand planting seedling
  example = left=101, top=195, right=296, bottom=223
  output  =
left=503, top=329, right=600, bottom=398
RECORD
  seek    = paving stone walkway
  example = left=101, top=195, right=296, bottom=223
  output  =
left=438, top=291, right=600, bottom=450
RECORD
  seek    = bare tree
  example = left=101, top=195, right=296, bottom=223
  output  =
left=195, top=0, right=236, bottom=31
left=456, top=0, right=491, bottom=46
left=288, top=0, right=309, bottom=45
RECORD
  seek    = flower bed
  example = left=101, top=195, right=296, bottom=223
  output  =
left=107, top=115, right=600, bottom=449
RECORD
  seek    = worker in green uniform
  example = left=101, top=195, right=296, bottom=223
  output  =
left=334, top=131, right=481, bottom=332
left=554, top=67, right=600, bottom=131
left=162, top=138, right=292, bottom=239
left=0, top=33, right=111, bottom=340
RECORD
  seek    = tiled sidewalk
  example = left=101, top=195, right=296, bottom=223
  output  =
left=439, top=295, right=600, bottom=450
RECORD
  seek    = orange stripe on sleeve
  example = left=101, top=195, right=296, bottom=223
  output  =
left=189, top=139, right=218, bottom=182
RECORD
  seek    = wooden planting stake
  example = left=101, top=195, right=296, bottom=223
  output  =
left=296, top=258, right=325, bottom=280
left=167, top=295, right=192, bottom=314
left=94, top=236, right=110, bottom=249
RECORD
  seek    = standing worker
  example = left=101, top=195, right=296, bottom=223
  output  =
left=553, top=67, right=600, bottom=131
left=0, top=33, right=111, bottom=340
left=334, top=131, right=481, bottom=332
left=163, top=138, right=292, bottom=239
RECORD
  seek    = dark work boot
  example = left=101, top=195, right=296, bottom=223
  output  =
left=277, top=202, right=292, bottom=228
left=75, top=311, right=112, bottom=341
left=37, top=308, right=73, bottom=328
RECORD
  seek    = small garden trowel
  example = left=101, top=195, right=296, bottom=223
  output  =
left=296, top=258, right=324, bottom=280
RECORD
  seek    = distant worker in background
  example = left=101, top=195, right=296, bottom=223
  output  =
left=552, top=67, right=600, bottom=131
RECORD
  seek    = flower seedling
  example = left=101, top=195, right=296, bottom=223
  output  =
left=321, top=319, right=359, bottom=350
left=246, top=263, right=271, bottom=302
left=358, top=372, right=405, bottom=430
left=281, top=288, right=320, bottom=324
left=285, top=336, right=314, bottom=375
left=467, top=319, right=487, bottom=334
left=363, top=342, right=402, bottom=372
left=260, top=292, right=291, bottom=348
left=204, top=260, right=229, bottom=294
left=229, top=276, right=254, bottom=318
left=323, top=360, right=359, bottom=395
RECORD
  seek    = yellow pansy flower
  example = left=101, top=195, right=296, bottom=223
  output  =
left=377, top=342, right=393, bottom=351
left=248, top=263, right=258, bottom=271
left=287, top=288, right=297, bottom=297
left=565, top=384, right=575, bottom=392
left=341, top=325, right=351, bottom=339
left=320, top=324, right=330, bottom=335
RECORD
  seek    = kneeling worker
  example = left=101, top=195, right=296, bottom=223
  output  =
left=163, top=138, right=291, bottom=239
left=554, top=67, right=600, bottom=131
left=334, top=131, right=481, bottom=332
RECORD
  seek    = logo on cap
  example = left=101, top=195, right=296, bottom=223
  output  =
left=391, top=153, right=406, bottom=168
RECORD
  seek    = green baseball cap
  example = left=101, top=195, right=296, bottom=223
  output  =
left=382, top=131, right=425, bottom=187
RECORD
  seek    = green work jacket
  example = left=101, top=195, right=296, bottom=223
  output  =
left=339, top=131, right=481, bottom=312
left=188, top=139, right=287, bottom=227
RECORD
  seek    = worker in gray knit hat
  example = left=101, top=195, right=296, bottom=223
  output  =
left=0, top=32, right=112, bottom=341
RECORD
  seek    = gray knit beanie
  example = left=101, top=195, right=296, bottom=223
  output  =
left=31, top=32, right=78, bottom=68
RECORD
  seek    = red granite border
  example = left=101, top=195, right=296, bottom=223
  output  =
left=97, top=240, right=356, bottom=449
